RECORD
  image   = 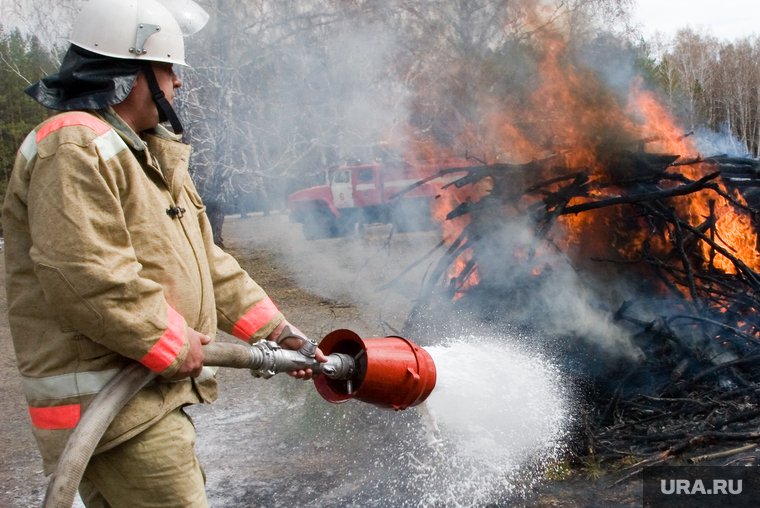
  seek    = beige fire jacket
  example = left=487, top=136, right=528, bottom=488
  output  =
left=4, top=108, right=284, bottom=474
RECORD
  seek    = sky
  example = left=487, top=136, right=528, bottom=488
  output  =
left=633, top=0, right=759, bottom=42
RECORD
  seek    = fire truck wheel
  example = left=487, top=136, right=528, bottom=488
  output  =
left=333, top=217, right=353, bottom=238
left=302, top=212, right=354, bottom=240
left=302, top=212, right=334, bottom=240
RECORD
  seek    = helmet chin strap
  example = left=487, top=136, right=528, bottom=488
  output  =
left=141, top=62, right=184, bottom=135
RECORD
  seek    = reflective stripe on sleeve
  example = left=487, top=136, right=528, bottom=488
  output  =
left=21, top=369, right=121, bottom=402
left=140, top=304, right=186, bottom=373
left=28, top=404, right=81, bottom=430
left=36, top=113, right=111, bottom=142
left=232, top=297, right=280, bottom=341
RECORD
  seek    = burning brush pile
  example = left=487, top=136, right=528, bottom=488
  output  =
left=403, top=150, right=760, bottom=464
left=391, top=39, right=760, bottom=469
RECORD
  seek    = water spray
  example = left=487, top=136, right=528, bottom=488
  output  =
left=43, top=329, right=438, bottom=508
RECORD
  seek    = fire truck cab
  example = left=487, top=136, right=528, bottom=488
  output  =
left=288, top=160, right=469, bottom=240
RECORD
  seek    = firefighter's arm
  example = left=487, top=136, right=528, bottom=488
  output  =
left=183, top=179, right=327, bottom=378
left=26, top=140, right=189, bottom=378
left=201, top=237, right=328, bottom=378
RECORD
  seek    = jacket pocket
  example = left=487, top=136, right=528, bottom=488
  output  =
left=35, top=264, right=104, bottom=339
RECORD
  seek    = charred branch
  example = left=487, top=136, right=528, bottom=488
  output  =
left=560, top=172, right=721, bottom=215
left=397, top=154, right=760, bottom=462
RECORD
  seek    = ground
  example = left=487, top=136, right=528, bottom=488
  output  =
left=0, top=212, right=653, bottom=507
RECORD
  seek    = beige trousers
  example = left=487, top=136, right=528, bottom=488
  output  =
left=78, top=407, right=208, bottom=508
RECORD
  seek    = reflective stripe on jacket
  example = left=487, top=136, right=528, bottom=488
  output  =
left=4, top=109, right=284, bottom=473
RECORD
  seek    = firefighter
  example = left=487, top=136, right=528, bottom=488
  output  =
left=3, top=1, right=325, bottom=506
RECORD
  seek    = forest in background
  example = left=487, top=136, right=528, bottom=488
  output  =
left=0, top=0, right=758, bottom=241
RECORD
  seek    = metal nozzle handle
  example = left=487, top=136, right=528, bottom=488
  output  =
left=202, top=342, right=355, bottom=380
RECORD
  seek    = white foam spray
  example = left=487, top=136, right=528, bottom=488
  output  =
left=401, top=335, right=571, bottom=506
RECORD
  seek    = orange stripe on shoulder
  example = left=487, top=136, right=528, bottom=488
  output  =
left=36, top=113, right=111, bottom=143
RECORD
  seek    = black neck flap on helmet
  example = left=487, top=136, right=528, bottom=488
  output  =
left=25, top=45, right=140, bottom=112
left=26, top=44, right=184, bottom=135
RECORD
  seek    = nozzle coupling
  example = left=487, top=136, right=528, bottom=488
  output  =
left=247, top=340, right=356, bottom=380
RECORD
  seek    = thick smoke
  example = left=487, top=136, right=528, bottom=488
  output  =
left=216, top=1, right=656, bottom=354
left=273, top=25, right=411, bottom=165
left=454, top=216, right=644, bottom=360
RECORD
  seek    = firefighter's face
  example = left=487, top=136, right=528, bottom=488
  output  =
left=150, top=63, right=183, bottom=105
left=113, top=62, right=182, bottom=133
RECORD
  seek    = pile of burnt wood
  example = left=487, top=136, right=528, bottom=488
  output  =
left=392, top=152, right=760, bottom=466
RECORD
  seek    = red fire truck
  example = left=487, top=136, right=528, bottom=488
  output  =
left=288, top=159, right=472, bottom=240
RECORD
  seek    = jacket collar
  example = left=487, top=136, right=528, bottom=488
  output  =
left=94, top=108, right=185, bottom=151
left=94, top=107, right=145, bottom=151
left=143, top=132, right=191, bottom=201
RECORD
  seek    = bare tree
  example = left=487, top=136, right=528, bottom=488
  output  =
left=0, top=0, right=80, bottom=65
left=180, top=0, right=409, bottom=244
left=712, top=38, right=760, bottom=155
left=666, top=28, right=719, bottom=130
left=656, top=30, right=760, bottom=156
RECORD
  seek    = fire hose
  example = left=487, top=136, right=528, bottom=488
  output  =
left=42, top=329, right=436, bottom=508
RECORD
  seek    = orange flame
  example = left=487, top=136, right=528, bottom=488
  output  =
left=402, top=23, right=760, bottom=296
left=629, top=79, right=760, bottom=274
left=429, top=175, right=491, bottom=298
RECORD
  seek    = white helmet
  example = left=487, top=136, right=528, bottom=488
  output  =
left=68, top=0, right=209, bottom=66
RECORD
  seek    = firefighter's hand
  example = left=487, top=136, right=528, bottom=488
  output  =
left=170, top=327, right=211, bottom=380
left=280, top=338, right=328, bottom=380
left=267, top=321, right=327, bottom=380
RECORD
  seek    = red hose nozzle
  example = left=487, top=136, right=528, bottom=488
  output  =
left=314, top=329, right=436, bottom=410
